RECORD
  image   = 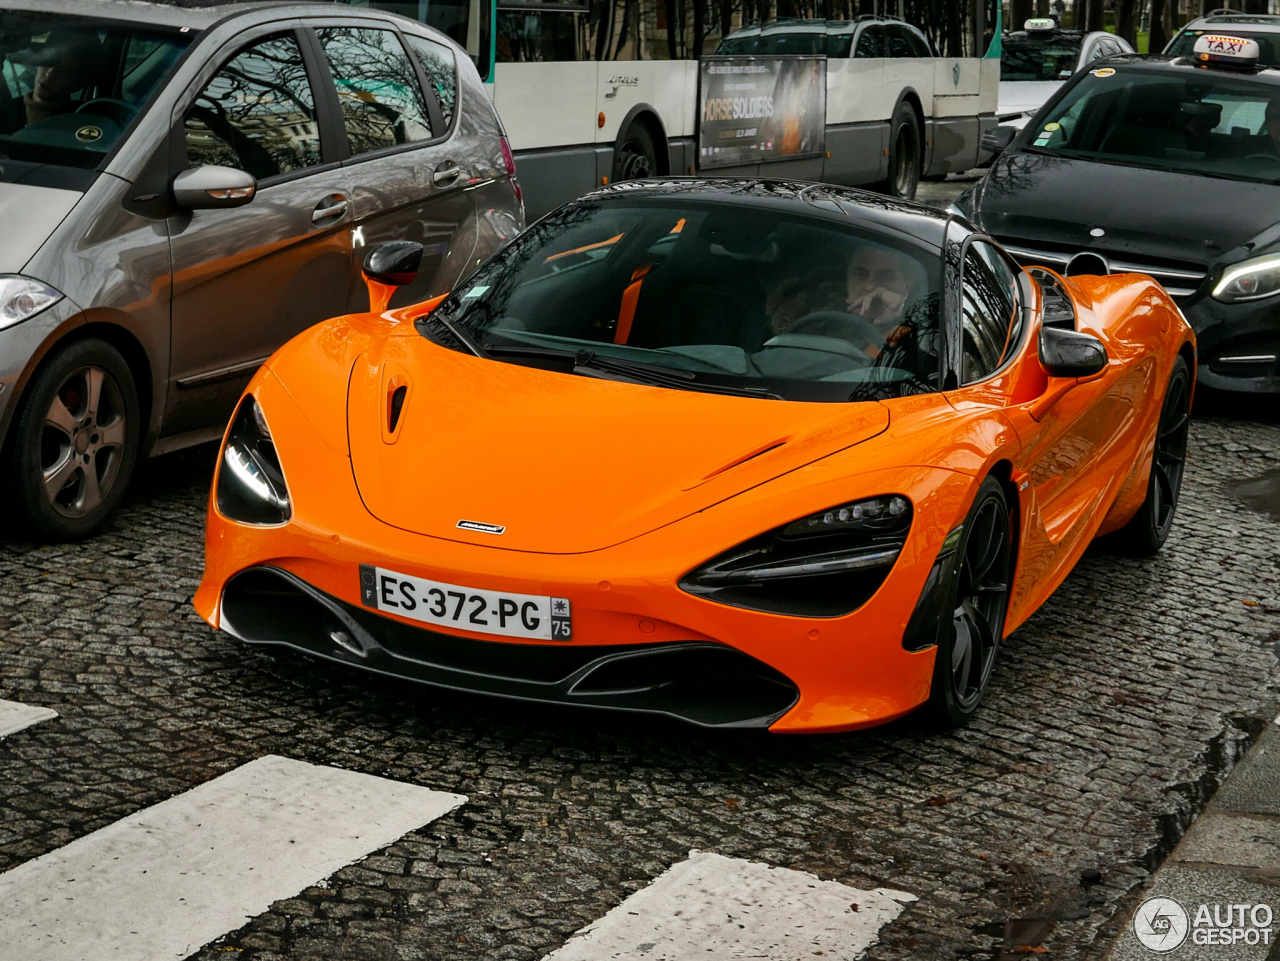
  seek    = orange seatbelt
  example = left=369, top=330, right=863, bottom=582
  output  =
left=614, top=263, right=654, bottom=345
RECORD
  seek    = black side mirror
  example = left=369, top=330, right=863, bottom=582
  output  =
left=363, top=241, right=424, bottom=286
left=1039, top=325, right=1108, bottom=378
left=980, top=125, right=1017, bottom=159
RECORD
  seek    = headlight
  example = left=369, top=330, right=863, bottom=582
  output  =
left=679, top=495, right=912, bottom=617
left=0, top=275, right=62, bottom=330
left=216, top=395, right=291, bottom=525
left=1213, top=254, right=1280, bottom=303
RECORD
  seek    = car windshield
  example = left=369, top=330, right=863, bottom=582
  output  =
left=0, top=11, right=192, bottom=170
left=1024, top=66, right=1280, bottom=184
left=1167, top=28, right=1280, bottom=65
left=1000, top=34, right=1085, bottom=80
left=422, top=198, right=944, bottom=403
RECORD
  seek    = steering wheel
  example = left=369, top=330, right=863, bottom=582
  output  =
left=75, top=98, right=138, bottom=127
left=787, top=310, right=884, bottom=350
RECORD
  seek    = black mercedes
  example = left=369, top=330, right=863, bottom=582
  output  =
left=954, top=41, right=1280, bottom=393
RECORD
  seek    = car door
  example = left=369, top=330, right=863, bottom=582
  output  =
left=309, top=21, right=476, bottom=312
left=165, top=27, right=355, bottom=438
left=946, top=241, right=1123, bottom=613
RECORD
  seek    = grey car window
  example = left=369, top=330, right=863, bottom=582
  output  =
left=854, top=26, right=881, bottom=58
left=960, top=243, right=1019, bottom=384
left=317, top=27, right=434, bottom=157
left=403, top=34, right=456, bottom=130
left=184, top=34, right=322, bottom=181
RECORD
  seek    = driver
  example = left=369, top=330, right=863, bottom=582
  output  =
left=0, top=29, right=102, bottom=130
left=845, top=243, right=928, bottom=337
left=1263, top=97, right=1280, bottom=154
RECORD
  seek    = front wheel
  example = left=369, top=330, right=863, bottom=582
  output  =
left=1113, top=356, right=1191, bottom=556
left=925, top=476, right=1013, bottom=728
left=4, top=339, right=141, bottom=540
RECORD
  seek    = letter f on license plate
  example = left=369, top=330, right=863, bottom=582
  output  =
left=359, top=564, right=572, bottom=641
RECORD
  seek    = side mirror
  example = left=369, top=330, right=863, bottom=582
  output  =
left=1039, top=325, right=1108, bottom=378
left=980, top=125, right=1017, bottom=159
left=363, top=241, right=424, bottom=314
left=172, top=165, right=256, bottom=210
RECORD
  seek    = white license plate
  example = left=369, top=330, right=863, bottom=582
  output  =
left=359, top=564, right=572, bottom=640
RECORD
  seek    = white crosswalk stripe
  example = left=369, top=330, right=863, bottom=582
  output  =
left=0, top=697, right=57, bottom=738
left=0, top=754, right=466, bottom=961
left=548, top=850, right=916, bottom=960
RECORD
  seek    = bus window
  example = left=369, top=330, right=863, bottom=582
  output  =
left=335, top=0, right=492, bottom=81
left=496, top=3, right=587, bottom=63
left=853, top=25, right=881, bottom=58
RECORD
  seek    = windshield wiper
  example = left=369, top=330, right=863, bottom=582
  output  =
left=573, top=350, right=782, bottom=400
left=434, top=312, right=489, bottom=358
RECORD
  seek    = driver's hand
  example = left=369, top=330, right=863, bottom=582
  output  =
left=847, top=286, right=906, bottom=323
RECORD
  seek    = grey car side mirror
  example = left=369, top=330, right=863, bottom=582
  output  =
left=172, top=165, right=257, bottom=210
left=1039, top=325, right=1108, bottom=378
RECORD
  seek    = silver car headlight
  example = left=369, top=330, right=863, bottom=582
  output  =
left=0, top=275, right=63, bottom=330
left=1213, top=254, right=1280, bottom=303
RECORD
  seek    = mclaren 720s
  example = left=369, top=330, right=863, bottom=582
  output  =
left=194, top=180, right=1195, bottom=734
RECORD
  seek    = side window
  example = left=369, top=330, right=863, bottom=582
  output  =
left=404, top=34, right=457, bottom=129
left=316, top=27, right=434, bottom=157
left=885, top=26, right=913, bottom=58
left=854, top=26, right=881, bottom=58
left=959, top=242, right=1020, bottom=384
left=184, top=34, right=322, bottom=181
left=905, top=27, right=933, bottom=58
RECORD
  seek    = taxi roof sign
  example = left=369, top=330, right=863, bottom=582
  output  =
left=1192, top=33, right=1261, bottom=69
left=1024, top=18, right=1057, bottom=31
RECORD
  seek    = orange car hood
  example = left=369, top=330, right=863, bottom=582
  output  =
left=346, top=340, right=890, bottom=554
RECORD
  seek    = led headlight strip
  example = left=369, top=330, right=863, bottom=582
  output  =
left=216, top=395, right=291, bottom=525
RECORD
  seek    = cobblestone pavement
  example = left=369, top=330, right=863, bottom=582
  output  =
left=0, top=407, right=1277, bottom=960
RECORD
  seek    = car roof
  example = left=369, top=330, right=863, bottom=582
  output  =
left=1097, top=52, right=1280, bottom=84
left=572, top=179, right=952, bottom=248
left=1181, top=14, right=1280, bottom=34
left=0, top=0, right=412, bottom=31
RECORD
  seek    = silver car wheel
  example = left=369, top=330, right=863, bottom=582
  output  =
left=40, top=365, right=127, bottom=518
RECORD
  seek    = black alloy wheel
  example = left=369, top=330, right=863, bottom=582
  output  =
left=878, top=102, right=921, bottom=201
left=1114, top=356, right=1191, bottom=556
left=927, top=476, right=1012, bottom=727
left=612, top=122, right=658, bottom=183
left=6, top=339, right=140, bottom=540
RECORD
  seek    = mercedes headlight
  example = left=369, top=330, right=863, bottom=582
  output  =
left=216, top=395, right=291, bottom=525
left=1213, top=254, right=1280, bottom=303
left=0, top=275, right=62, bottom=330
left=679, top=495, right=912, bottom=617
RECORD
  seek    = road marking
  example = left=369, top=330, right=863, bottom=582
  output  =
left=0, top=754, right=466, bottom=961
left=548, top=850, right=916, bottom=960
left=0, top=698, right=57, bottom=738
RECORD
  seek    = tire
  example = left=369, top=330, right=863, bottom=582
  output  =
left=874, top=102, right=922, bottom=201
left=612, top=122, right=658, bottom=183
left=1113, top=356, right=1191, bottom=556
left=925, top=476, right=1013, bottom=728
left=4, top=339, right=141, bottom=540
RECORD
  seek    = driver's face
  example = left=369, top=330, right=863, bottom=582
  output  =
left=846, top=247, right=912, bottom=325
left=33, top=53, right=85, bottom=102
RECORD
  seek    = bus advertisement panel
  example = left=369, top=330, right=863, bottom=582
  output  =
left=699, top=57, right=826, bottom=169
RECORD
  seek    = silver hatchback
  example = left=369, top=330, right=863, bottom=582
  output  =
left=0, top=0, right=524, bottom=539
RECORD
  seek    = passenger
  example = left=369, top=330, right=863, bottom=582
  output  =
left=0, top=29, right=102, bottom=132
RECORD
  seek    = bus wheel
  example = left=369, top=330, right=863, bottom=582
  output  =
left=613, top=123, right=657, bottom=182
left=877, top=102, right=921, bottom=200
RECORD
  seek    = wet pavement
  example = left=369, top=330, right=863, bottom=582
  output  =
left=1, top=410, right=1279, bottom=959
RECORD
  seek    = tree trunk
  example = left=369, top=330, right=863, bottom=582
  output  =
left=1245, top=0, right=1267, bottom=14
left=1115, top=0, right=1137, bottom=46
left=1086, top=0, right=1104, bottom=33
left=1149, top=0, right=1168, bottom=54
left=1011, top=0, right=1034, bottom=30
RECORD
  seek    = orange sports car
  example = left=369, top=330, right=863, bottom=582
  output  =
left=194, top=181, right=1195, bottom=734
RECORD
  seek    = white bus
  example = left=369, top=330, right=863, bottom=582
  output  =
left=339, top=0, right=1002, bottom=218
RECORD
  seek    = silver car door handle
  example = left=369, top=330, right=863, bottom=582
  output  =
left=312, top=198, right=349, bottom=223
left=432, top=163, right=461, bottom=186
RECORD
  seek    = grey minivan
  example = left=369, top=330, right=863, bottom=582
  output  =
left=0, top=0, right=524, bottom=539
